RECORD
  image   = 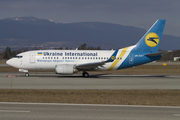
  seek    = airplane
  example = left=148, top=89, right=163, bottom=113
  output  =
left=6, top=19, right=168, bottom=77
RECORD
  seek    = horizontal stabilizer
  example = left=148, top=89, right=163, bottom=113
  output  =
left=145, top=51, right=172, bottom=57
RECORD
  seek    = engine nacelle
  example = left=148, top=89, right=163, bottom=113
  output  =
left=55, top=64, right=77, bottom=74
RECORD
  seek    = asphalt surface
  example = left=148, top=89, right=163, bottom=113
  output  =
left=1, top=73, right=180, bottom=89
left=0, top=102, right=180, bottom=120
left=1, top=63, right=180, bottom=119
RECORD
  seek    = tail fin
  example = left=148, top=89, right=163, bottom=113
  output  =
left=135, top=19, right=166, bottom=53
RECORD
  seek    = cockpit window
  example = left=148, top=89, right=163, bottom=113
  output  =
left=14, top=56, right=23, bottom=58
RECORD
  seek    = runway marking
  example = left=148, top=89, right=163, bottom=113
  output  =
left=0, top=110, right=30, bottom=113
left=173, top=114, right=180, bottom=116
left=0, top=102, right=180, bottom=109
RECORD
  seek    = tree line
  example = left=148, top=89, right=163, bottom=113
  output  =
left=54, top=43, right=101, bottom=50
left=0, top=43, right=102, bottom=59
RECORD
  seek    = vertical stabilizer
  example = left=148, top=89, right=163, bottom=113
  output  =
left=135, top=19, right=166, bottom=53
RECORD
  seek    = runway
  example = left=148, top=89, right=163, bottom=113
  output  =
left=0, top=73, right=180, bottom=89
left=1, top=71, right=180, bottom=119
left=0, top=102, right=180, bottom=120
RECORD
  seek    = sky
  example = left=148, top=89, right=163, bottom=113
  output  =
left=0, top=0, right=180, bottom=37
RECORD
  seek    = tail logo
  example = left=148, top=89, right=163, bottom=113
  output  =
left=145, top=32, right=159, bottom=47
left=111, top=56, right=115, bottom=60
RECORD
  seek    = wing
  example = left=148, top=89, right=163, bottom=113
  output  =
left=75, top=61, right=107, bottom=71
left=75, top=49, right=119, bottom=71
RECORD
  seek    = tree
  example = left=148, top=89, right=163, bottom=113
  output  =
left=78, top=43, right=87, bottom=50
left=77, top=43, right=102, bottom=50
left=3, top=47, right=12, bottom=59
left=65, top=47, right=69, bottom=50
left=96, top=45, right=101, bottom=50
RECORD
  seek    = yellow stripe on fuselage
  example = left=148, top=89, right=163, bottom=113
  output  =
left=107, top=47, right=129, bottom=71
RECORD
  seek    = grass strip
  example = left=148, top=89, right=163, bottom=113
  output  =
left=0, top=89, right=180, bottom=106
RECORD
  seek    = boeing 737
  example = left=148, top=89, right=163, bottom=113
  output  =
left=6, top=19, right=168, bottom=77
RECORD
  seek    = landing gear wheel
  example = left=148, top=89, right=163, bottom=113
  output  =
left=25, top=73, right=29, bottom=77
left=82, top=72, right=89, bottom=78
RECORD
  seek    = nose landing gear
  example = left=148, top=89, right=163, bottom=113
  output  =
left=19, top=69, right=29, bottom=77
left=25, top=73, right=29, bottom=77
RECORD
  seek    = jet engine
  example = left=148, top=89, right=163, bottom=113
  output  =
left=55, top=64, right=77, bottom=74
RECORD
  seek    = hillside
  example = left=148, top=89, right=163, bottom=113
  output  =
left=0, top=16, right=179, bottom=50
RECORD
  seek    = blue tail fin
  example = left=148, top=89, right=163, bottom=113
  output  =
left=135, top=19, right=166, bottom=53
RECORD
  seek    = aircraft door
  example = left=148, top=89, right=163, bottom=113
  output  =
left=30, top=52, right=35, bottom=63
left=129, top=53, right=134, bottom=64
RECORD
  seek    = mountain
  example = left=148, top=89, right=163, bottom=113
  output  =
left=0, top=16, right=179, bottom=50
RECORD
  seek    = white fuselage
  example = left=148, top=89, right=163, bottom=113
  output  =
left=7, top=50, right=114, bottom=71
left=6, top=45, right=135, bottom=72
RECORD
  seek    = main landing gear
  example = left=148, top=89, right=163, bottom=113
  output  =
left=82, top=71, right=89, bottom=77
left=25, top=73, right=29, bottom=77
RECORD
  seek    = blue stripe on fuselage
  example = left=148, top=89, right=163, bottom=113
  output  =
left=117, top=50, right=162, bottom=70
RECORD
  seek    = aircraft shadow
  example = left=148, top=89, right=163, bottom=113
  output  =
left=16, top=73, right=167, bottom=79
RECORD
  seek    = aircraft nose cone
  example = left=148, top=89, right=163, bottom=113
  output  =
left=6, top=59, right=13, bottom=66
